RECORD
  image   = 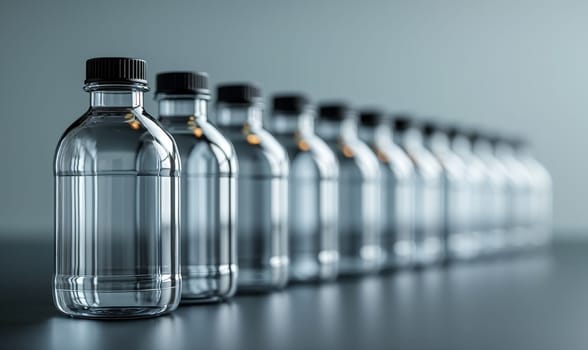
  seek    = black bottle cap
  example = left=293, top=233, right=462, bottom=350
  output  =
left=359, top=109, right=387, bottom=126
left=85, top=57, right=147, bottom=85
left=318, top=102, right=353, bottom=120
left=421, top=120, right=438, bottom=136
left=392, top=114, right=413, bottom=131
left=467, top=129, right=481, bottom=141
left=446, top=125, right=461, bottom=139
left=155, top=71, right=209, bottom=97
left=272, top=94, right=311, bottom=115
left=216, top=83, right=262, bottom=104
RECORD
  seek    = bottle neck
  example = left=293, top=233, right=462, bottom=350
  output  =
left=395, top=127, right=423, bottom=148
left=272, top=111, right=315, bottom=135
left=451, top=135, right=473, bottom=156
left=88, top=85, right=146, bottom=108
left=316, top=116, right=358, bottom=141
left=425, top=132, right=451, bottom=151
left=216, top=103, right=264, bottom=129
left=158, top=96, right=208, bottom=121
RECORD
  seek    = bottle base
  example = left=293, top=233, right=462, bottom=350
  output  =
left=181, top=264, right=237, bottom=304
left=237, top=257, right=289, bottom=293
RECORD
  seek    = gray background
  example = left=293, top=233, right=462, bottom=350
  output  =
left=0, top=0, right=584, bottom=239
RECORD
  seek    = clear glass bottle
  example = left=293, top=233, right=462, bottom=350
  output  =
left=270, top=94, right=339, bottom=282
left=215, top=84, right=289, bottom=291
left=492, top=135, right=534, bottom=251
left=512, top=138, right=553, bottom=248
left=358, top=109, right=415, bottom=269
left=155, top=72, right=237, bottom=302
left=392, top=116, right=444, bottom=265
left=53, top=57, right=181, bottom=318
left=422, top=122, right=477, bottom=260
left=470, top=131, right=510, bottom=255
left=316, top=103, right=383, bottom=275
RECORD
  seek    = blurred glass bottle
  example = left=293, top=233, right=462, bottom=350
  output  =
left=492, top=135, right=534, bottom=251
left=470, top=131, right=509, bottom=254
left=53, top=57, right=181, bottom=318
left=270, top=94, right=339, bottom=282
left=446, top=126, right=489, bottom=258
left=392, top=116, right=444, bottom=265
left=156, top=72, right=237, bottom=302
left=422, top=122, right=477, bottom=260
left=215, top=84, right=289, bottom=291
left=512, top=137, right=553, bottom=247
left=316, top=103, right=383, bottom=275
left=358, top=109, right=415, bottom=269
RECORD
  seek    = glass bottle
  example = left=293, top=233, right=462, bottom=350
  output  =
left=392, top=116, right=444, bottom=265
left=358, top=109, right=415, bottom=269
left=270, top=94, right=339, bottom=282
left=422, top=122, right=477, bottom=260
left=512, top=138, right=553, bottom=248
left=492, top=135, right=534, bottom=251
left=215, top=84, right=289, bottom=291
left=156, top=72, right=237, bottom=302
left=53, top=57, right=181, bottom=318
left=470, top=131, right=510, bottom=254
left=316, top=103, right=383, bottom=275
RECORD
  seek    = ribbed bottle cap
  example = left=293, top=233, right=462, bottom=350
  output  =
left=272, top=94, right=311, bottom=114
left=318, top=102, right=352, bottom=120
left=359, top=109, right=387, bottom=126
left=155, top=71, right=209, bottom=96
left=216, top=83, right=262, bottom=104
left=85, top=57, right=147, bottom=85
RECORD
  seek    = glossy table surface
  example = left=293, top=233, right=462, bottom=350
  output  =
left=1, top=238, right=587, bottom=350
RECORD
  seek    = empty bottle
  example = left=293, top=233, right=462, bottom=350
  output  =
left=492, top=135, right=534, bottom=251
left=271, top=94, right=339, bottom=282
left=359, top=109, right=415, bottom=269
left=156, top=72, right=237, bottom=302
left=215, top=84, right=289, bottom=291
left=470, top=131, right=510, bottom=254
left=512, top=137, right=553, bottom=247
left=53, top=57, right=181, bottom=318
left=392, top=116, right=444, bottom=265
left=316, top=103, right=383, bottom=275
left=422, top=122, right=477, bottom=260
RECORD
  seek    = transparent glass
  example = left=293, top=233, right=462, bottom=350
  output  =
left=53, top=83, right=181, bottom=318
left=316, top=116, right=383, bottom=275
left=514, top=144, right=553, bottom=248
left=272, top=111, right=339, bottom=282
left=494, top=140, right=534, bottom=251
left=359, top=122, right=415, bottom=269
left=158, top=96, right=237, bottom=302
left=394, top=127, right=444, bottom=265
left=472, top=137, right=510, bottom=254
left=426, top=132, right=477, bottom=260
left=216, top=102, right=289, bottom=291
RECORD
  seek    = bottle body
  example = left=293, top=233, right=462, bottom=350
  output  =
left=273, top=114, right=339, bottom=282
left=317, top=117, right=383, bottom=275
left=54, top=88, right=181, bottom=318
left=359, top=122, right=415, bottom=269
left=395, top=129, right=444, bottom=265
left=472, top=138, right=509, bottom=255
left=158, top=97, right=237, bottom=303
left=217, top=103, right=289, bottom=291
left=514, top=147, right=553, bottom=248
left=425, top=132, right=476, bottom=261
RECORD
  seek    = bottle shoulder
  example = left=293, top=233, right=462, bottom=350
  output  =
left=55, top=108, right=180, bottom=176
left=275, top=133, right=339, bottom=179
left=163, top=120, right=238, bottom=176
left=219, top=126, right=288, bottom=177
left=324, top=137, right=380, bottom=180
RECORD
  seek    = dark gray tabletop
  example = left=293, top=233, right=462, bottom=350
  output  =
left=1, top=238, right=586, bottom=350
